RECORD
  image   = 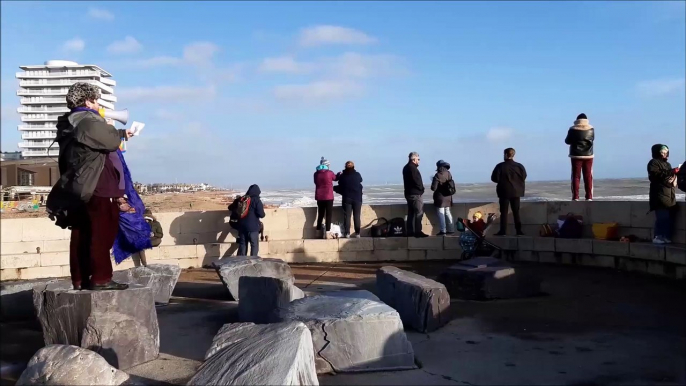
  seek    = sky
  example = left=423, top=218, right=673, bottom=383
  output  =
left=1, top=1, right=685, bottom=189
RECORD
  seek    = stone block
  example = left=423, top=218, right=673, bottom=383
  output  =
left=488, top=236, right=518, bottom=251
left=516, top=250, right=538, bottom=262
left=111, top=264, right=181, bottom=304
left=538, top=252, right=557, bottom=264
left=157, top=245, right=197, bottom=260
left=407, top=250, right=426, bottom=261
left=443, top=236, right=462, bottom=250
left=506, top=202, right=547, bottom=225
left=593, top=240, right=629, bottom=256
left=269, top=228, right=314, bottom=240
left=427, top=250, right=459, bottom=260
left=287, top=207, right=317, bottom=230
left=1, top=278, right=59, bottom=321
left=555, top=238, right=593, bottom=254
left=21, top=218, right=69, bottom=241
left=517, top=237, right=534, bottom=251
left=676, top=203, right=686, bottom=231
left=373, top=237, right=408, bottom=250
left=1, top=241, right=43, bottom=255
left=408, top=236, right=443, bottom=250
left=376, top=266, right=451, bottom=333
left=617, top=258, right=667, bottom=277
left=197, top=243, right=221, bottom=259
left=41, top=240, right=70, bottom=253
left=437, top=257, right=541, bottom=300
left=19, top=266, right=63, bottom=280
left=1, top=219, right=24, bottom=243
left=190, top=322, right=318, bottom=386
left=336, top=251, right=369, bottom=262
left=676, top=267, right=686, bottom=280
left=60, top=265, right=71, bottom=277
left=629, top=201, right=653, bottom=228
left=213, top=256, right=294, bottom=300
left=238, top=276, right=304, bottom=324
left=33, top=282, right=159, bottom=369
left=338, top=237, right=374, bottom=252
left=1, top=269, right=20, bottom=281
left=578, top=255, right=616, bottom=268
left=466, top=202, right=499, bottom=220
left=546, top=201, right=590, bottom=225
left=1, top=253, right=40, bottom=269
left=275, top=294, right=416, bottom=374
left=629, top=243, right=666, bottom=261
left=588, top=201, right=631, bottom=226
left=261, top=208, right=290, bottom=230
left=533, top=238, right=556, bottom=252
left=303, top=239, right=339, bottom=253
left=269, top=240, right=305, bottom=255
left=17, top=345, right=132, bottom=386
left=40, top=252, right=70, bottom=267
left=666, top=246, right=686, bottom=265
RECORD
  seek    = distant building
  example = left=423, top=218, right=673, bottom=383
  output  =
left=0, top=152, right=23, bottom=161
left=0, top=158, right=58, bottom=187
left=16, top=60, right=118, bottom=158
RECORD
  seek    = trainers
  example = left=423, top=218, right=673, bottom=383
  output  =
left=352, top=234, right=361, bottom=238
left=652, top=237, right=666, bottom=245
left=572, top=199, right=579, bottom=202
left=436, top=231, right=446, bottom=236
left=415, top=232, right=429, bottom=238
left=586, top=198, right=593, bottom=201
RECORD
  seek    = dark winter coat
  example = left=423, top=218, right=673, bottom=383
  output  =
left=491, top=159, right=527, bottom=199
left=237, top=184, right=266, bottom=232
left=403, top=162, right=425, bottom=197
left=565, top=121, right=595, bottom=159
left=314, top=169, right=337, bottom=201
left=334, top=168, right=363, bottom=203
left=430, top=166, right=454, bottom=207
left=648, top=145, right=676, bottom=211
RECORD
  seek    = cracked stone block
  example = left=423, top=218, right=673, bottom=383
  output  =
left=213, top=256, right=294, bottom=301
left=238, top=276, right=304, bottom=324
left=16, top=344, right=134, bottom=386
left=319, top=290, right=380, bottom=302
left=376, top=266, right=451, bottom=333
left=1, top=278, right=59, bottom=321
left=112, top=264, right=181, bottom=304
left=275, top=294, right=416, bottom=374
left=189, top=322, right=319, bottom=386
left=437, top=256, right=541, bottom=300
left=32, top=283, right=159, bottom=369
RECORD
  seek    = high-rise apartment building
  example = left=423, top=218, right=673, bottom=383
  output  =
left=15, top=60, right=117, bottom=158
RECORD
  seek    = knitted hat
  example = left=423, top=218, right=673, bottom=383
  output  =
left=319, top=157, right=330, bottom=167
left=66, top=82, right=101, bottom=109
left=576, top=113, right=587, bottom=120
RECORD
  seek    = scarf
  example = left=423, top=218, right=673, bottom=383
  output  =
left=570, top=118, right=594, bottom=131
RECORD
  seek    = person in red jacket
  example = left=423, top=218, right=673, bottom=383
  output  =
left=314, top=157, right=338, bottom=239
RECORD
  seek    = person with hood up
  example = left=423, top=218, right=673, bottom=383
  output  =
left=647, top=144, right=680, bottom=245
left=132, top=209, right=164, bottom=267
left=314, top=157, right=338, bottom=239
left=334, top=161, right=363, bottom=238
left=236, top=184, right=265, bottom=255
left=565, top=113, right=595, bottom=201
left=430, top=160, right=455, bottom=236
left=46, top=82, right=133, bottom=291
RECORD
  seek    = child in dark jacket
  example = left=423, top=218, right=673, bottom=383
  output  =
left=232, top=185, right=265, bottom=256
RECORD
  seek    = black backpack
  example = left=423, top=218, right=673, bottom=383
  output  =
left=388, top=217, right=406, bottom=237
left=677, top=162, right=686, bottom=193
left=228, top=196, right=251, bottom=229
left=370, top=218, right=389, bottom=238
left=441, top=178, right=457, bottom=196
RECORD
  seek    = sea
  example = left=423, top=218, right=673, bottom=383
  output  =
left=257, top=178, right=685, bottom=208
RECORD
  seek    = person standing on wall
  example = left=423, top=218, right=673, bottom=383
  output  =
left=648, top=144, right=679, bottom=245
left=491, top=148, right=527, bottom=236
left=430, top=160, right=456, bottom=236
left=235, top=184, right=265, bottom=255
left=565, top=113, right=595, bottom=201
left=403, top=152, right=428, bottom=238
left=314, top=157, right=338, bottom=239
left=334, top=161, right=363, bottom=238
left=132, top=209, right=164, bottom=267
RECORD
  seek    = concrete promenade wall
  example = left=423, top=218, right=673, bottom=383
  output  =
left=1, top=201, right=685, bottom=281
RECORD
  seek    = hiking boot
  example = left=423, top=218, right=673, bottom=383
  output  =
left=652, top=237, right=666, bottom=245
left=415, top=232, right=429, bottom=238
left=89, top=281, right=129, bottom=291
left=436, top=231, right=446, bottom=236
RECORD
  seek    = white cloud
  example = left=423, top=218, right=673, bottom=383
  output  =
left=182, top=42, right=220, bottom=67
left=107, top=36, right=143, bottom=54
left=635, top=78, right=685, bottom=97
left=62, top=37, right=85, bottom=52
left=486, top=127, right=514, bottom=143
left=133, top=56, right=183, bottom=68
left=273, top=81, right=364, bottom=102
left=259, top=56, right=316, bottom=74
left=324, top=52, right=401, bottom=79
left=299, top=25, right=377, bottom=47
left=88, top=7, right=114, bottom=21
left=117, top=85, right=216, bottom=102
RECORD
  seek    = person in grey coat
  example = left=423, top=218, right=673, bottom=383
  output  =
left=430, top=160, right=455, bottom=235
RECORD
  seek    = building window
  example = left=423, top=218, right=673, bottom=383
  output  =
left=18, top=169, right=35, bottom=186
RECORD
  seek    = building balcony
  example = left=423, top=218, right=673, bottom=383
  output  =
left=16, top=70, right=102, bottom=79
left=18, top=124, right=57, bottom=131
left=19, top=79, right=114, bottom=94
left=19, top=141, right=54, bottom=148
left=21, top=115, right=60, bottom=122
left=18, top=106, right=69, bottom=113
left=22, top=150, right=59, bottom=157
left=17, top=89, right=68, bottom=96
left=100, top=94, right=117, bottom=102
left=20, top=96, right=66, bottom=104
left=22, top=133, right=56, bottom=140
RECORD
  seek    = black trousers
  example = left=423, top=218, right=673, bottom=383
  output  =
left=316, top=200, right=334, bottom=231
left=499, top=197, right=522, bottom=234
left=405, top=195, right=424, bottom=235
left=342, top=200, right=362, bottom=235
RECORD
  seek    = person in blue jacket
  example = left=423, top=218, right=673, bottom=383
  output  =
left=232, top=184, right=266, bottom=256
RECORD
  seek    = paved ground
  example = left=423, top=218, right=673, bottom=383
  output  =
left=2, top=261, right=685, bottom=385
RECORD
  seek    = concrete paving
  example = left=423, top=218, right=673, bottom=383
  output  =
left=2, top=261, right=685, bottom=385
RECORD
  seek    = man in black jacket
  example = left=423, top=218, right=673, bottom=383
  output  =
left=565, top=113, right=595, bottom=201
left=648, top=144, right=679, bottom=245
left=334, top=161, right=363, bottom=238
left=491, top=148, right=527, bottom=236
left=403, top=152, right=428, bottom=238
left=46, top=82, right=133, bottom=291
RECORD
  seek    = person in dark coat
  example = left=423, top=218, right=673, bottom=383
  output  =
left=430, top=160, right=455, bottom=235
left=235, top=184, right=265, bottom=255
left=403, top=152, right=428, bottom=238
left=565, top=113, right=595, bottom=201
left=491, top=148, right=527, bottom=236
left=46, top=82, right=133, bottom=291
left=334, top=161, right=363, bottom=238
left=314, top=157, right=338, bottom=239
left=648, top=144, right=679, bottom=244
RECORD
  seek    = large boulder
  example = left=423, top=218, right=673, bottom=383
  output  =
left=213, top=256, right=294, bottom=300
left=437, top=256, right=541, bottom=300
left=112, top=264, right=181, bottom=304
left=1, top=278, right=59, bottom=321
left=275, top=294, right=416, bottom=374
left=188, top=322, right=319, bottom=386
left=238, top=276, right=304, bottom=324
left=33, top=283, right=159, bottom=369
left=376, top=266, right=451, bottom=333
left=16, top=345, right=133, bottom=385
left=318, top=290, right=380, bottom=302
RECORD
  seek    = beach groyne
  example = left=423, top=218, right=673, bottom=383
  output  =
left=1, top=200, right=684, bottom=281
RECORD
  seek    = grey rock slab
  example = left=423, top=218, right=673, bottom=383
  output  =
left=112, top=264, right=181, bottom=304
left=376, top=266, right=451, bottom=333
left=437, top=256, right=541, bottom=300
left=189, top=321, right=319, bottom=386
left=213, top=256, right=294, bottom=301
left=1, top=278, right=60, bottom=321
left=16, top=344, right=134, bottom=385
left=238, top=276, right=304, bottom=324
left=319, top=290, right=381, bottom=302
left=275, top=295, right=416, bottom=374
left=32, top=283, right=160, bottom=369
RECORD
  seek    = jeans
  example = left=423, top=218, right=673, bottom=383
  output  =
left=238, top=231, right=260, bottom=256
left=405, top=195, right=424, bottom=235
left=316, top=200, right=334, bottom=231
left=342, top=200, right=362, bottom=236
left=436, top=207, right=454, bottom=233
left=654, top=208, right=675, bottom=239
left=571, top=158, right=594, bottom=200
left=498, top=197, right=522, bottom=234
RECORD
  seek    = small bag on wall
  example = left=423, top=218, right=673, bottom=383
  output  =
left=592, top=222, right=619, bottom=240
left=558, top=213, right=583, bottom=239
left=370, top=218, right=389, bottom=238
left=388, top=217, right=407, bottom=237
left=539, top=224, right=555, bottom=238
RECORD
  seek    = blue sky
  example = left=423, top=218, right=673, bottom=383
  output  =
left=1, top=1, right=684, bottom=189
